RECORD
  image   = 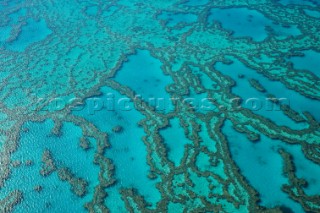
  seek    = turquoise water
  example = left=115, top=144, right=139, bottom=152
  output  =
left=0, top=26, right=11, bottom=43
left=223, top=120, right=304, bottom=212
left=208, top=8, right=301, bottom=41
left=304, top=8, right=320, bottom=18
left=2, top=120, right=98, bottom=212
left=74, top=86, right=161, bottom=211
left=114, top=50, right=174, bottom=113
left=224, top=119, right=320, bottom=211
left=279, top=0, right=319, bottom=7
left=183, top=0, right=209, bottom=6
left=289, top=50, right=320, bottom=77
left=159, top=118, right=192, bottom=166
left=158, top=12, right=198, bottom=28
left=6, top=18, right=52, bottom=52
left=0, top=0, right=320, bottom=212
left=215, top=57, right=318, bottom=124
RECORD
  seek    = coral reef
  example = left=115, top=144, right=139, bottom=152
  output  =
left=39, top=150, right=56, bottom=177
left=57, top=168, right=88, bottom=198
left=0, top=0, right=319, bottom=212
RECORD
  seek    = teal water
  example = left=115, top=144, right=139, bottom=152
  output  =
left=114, top=50, right=174, bottom=113
left=2, top=120, right=98, bottom=212
left=215, top=57, right=317, bottom=125
left=8, top=8, right=27, bottom=23
left=279, top=0, right=319, bottom=7
left=183, top=0, right=209, bottom=6
left=304, top=8, right=320, bottom=18
left=6, top=18, right=52, bottom=52
left=85, top=6, right=98, bottom=16
left=0, top=26, right=11, bottom=43
left=158, top=12, right=198, bottom=28
left=159, top=118, right=192, bottom=166
left=208, top=8, right=301, bottom=42
left=224, top=118, right=320, bottom=210
left=223, top=120, right=304, bottom=212
left=0, top=0, right=320, bottom=212
left=74, top=86, right=161, bottom=211
left=289, top=50, right=320, bottom=77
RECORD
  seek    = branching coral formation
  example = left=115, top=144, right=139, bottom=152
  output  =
left=0, top=0, right=319, bottom=212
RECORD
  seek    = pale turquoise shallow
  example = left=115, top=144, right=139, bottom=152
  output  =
left=0, top=0, right=319, bottom=212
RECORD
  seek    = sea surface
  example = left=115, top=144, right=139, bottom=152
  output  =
left=0, top=0, right=319, bottom=212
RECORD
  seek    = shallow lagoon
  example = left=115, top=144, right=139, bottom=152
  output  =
left=4, top=120, right=97, bottom=212
left=208, top=8, right=301, bottom=42
left=0, top=0, right=319, bottom=212
left=6, top=18, right=52, bottom=52
left=74, top=86, right=161, bottom=211
left=289, top=50, right=320, bottom=77
left=215, top=57, right=317, bottom=126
